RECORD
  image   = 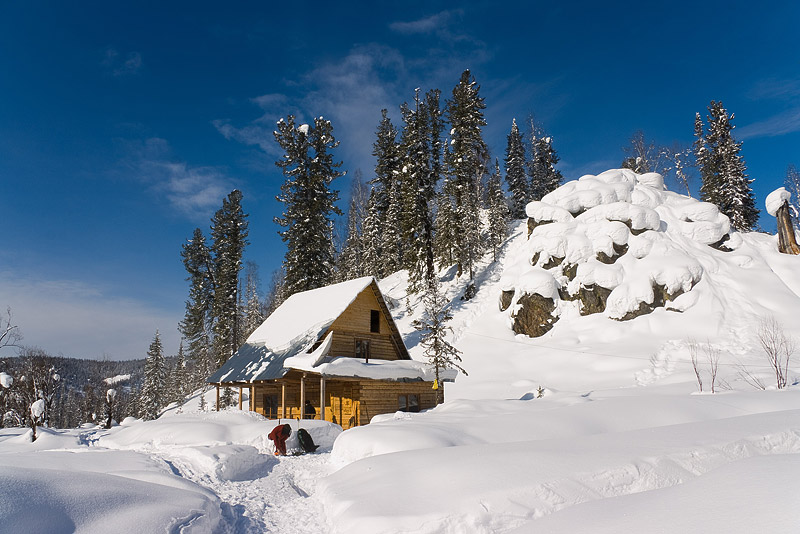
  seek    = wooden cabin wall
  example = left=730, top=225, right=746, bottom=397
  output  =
left=250, top=378, right=440, bottom=430
left=328, top=287, right=401, bottom=361
left=357, top=381, right=438, bottom=426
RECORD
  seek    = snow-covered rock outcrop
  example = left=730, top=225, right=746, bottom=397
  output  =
left=501, top=169, right=733, bottom=336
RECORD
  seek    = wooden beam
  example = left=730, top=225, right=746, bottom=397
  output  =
left=300, top=373, right=306, bottom=419
left=215, top=385, right=220, bottom=412
left=238, top=386, right=243, bottom=410
left=281, top=382, right=286, bottom=420
left=320, top=377, right=326, bottom=422
left=249, top=385, right=255, bottom=412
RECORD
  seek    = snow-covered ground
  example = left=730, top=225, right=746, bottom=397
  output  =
left=3, top=169, right=800, bottom=533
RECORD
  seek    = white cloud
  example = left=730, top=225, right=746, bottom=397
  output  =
left=389, top=11, right=455, bottom=34
left=738, top=108, right=800, bottom=140
left=102, top=48, right=143, bottom=76
left=123, top=137, right=235, bottom=220
left=0, top=271, right=181, bottom=361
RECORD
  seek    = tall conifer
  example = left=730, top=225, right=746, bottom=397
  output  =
left=504, top=118, right=528, bottom=218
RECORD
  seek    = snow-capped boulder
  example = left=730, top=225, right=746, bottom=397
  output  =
left=502, top=169, right=724, bottom=336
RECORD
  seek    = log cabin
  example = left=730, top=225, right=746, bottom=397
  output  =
left=207, top=276, right=456, bottom=429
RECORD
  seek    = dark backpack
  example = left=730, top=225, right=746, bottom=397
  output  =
left=297, top=428, right=319, bottom=453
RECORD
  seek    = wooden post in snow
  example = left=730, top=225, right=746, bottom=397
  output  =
left=776, top=200, right=800, bottom=255
left=215, top=385, right=220, bottom=412
left=238, top=386, right=243, bottom=410
left=319, top=377, right=326, bottom=421
left=249, top=385, right=255, bottom=412
left=300, top=373, right=306, bottom=419
left=281, top=382, right=286, bottom=419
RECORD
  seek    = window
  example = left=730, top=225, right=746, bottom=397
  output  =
left=370, top=309, right=380, bottom=333
left=355, top=339, right=371, bottom=362
left=398, top=394, right=420, bottom=413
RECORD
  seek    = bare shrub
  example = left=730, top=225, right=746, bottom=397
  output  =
left=757, top=316, right=794, bottom=389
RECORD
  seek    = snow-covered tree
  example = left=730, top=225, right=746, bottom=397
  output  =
left=179, top=228, right=215, bottom=385
left=211, top=189, right=249, bottom=367
left=399, top=88, right=440, bottom=292
left=487, top=159, right=509, bottom=261
left=412, top=281, right=467, bottom=405
left=784, top=164, right=800, bottom=226
left=240, top=261, right=264, bottom=341
left=445, top=70, right=489, bottom=280
left=170, top=341, right=188, bottom=408
left=370, top=109, right=403, bottom=275
left=528, top=118, right=563, bottom=201
left=504, top=118, right=528, bottom=218
left=139, top=330, right=166, bottom=420
left=361, top=190, right=383, bottom=278
left=695, top=101, right=758, bottom=231
left=274, top=115, right=344, bottom=296
left=337, top=170, right=369, bottom=281
left=620, top=130, right=667, bottom=175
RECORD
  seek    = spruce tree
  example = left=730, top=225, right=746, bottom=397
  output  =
left=433, top=176, right=459, bottom=268
left=412, top=280, right=466, bottom=405
left=211, top=190, right=249, bottom=367
left=504, top=118, right=528, bottom=218
left=274, top=115, right=343, bottom=296
left=785, top=164, right=800, bottom=226
left=241, top=261, right=264, bottom=342
left=361, top=190, right=383, bottom=278
left=179, top=228, right=215, bottom=386
left=139, top=330, right=165, bottom=420
left=337, top=171, right=369, bottom=281
left=445, top=70, right=488, bottom=280
left=172, top=341, right=187, bottom=406
left=371, top=110, right=403, bottom=276
left=399, top=89, right=439, bottom=292
left=695, top=101, right=758, bottom=231
left=528, top=119, right=563, bottom=200
left=487, top=159, right=509, bottom=261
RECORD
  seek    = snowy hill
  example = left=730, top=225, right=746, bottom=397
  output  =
left=2, top=169, right=800, bottom=533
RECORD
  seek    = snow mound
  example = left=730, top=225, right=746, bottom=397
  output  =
left=766, top=187, right=791, bottom=216
left=502, top=169, right=736, bottom=326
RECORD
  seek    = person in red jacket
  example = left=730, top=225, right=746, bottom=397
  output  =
left=268, top=423, right=292, bottom=456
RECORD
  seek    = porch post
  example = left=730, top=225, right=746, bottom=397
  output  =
left=281, top=382, right=286, bottom=419
left=238, top=386, right=243, bottom=410
left=249, top=385, right=255, bottom=412
left=320, top=377, right=326, bottom=422
left=215, top=385, right=220, bottom=412
left=300, top=373, right=306, bottom=419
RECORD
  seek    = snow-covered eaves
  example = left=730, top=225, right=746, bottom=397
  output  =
left=286, top=355, right=458, bottom=383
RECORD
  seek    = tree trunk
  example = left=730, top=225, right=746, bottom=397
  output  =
left=776, top=201, right=800, bottom=255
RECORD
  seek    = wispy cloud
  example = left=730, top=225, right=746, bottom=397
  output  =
left=749, top=78, right=800, bottom=100
left=122, top=137, right=235, bottom=220
left=0, top=271, right=180, bottom=360
left=738, top=108, right=800, bottom=140
left=389, top=11, right=457, bottom=34
left=102, top=48, right=143, bottom=76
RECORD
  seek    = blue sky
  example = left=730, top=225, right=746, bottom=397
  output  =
left=1, top=1, right=799, bottom=360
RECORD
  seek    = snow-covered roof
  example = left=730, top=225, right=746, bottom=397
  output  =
left=247, top=276, right=375, bottom=352
left=209, top=276, right=431, bottom=384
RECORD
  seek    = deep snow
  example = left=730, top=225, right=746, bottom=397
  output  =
left=2, top=169, right=800, bottom=533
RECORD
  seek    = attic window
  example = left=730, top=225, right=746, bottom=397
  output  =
left=370, top=310, right=380, bottom=333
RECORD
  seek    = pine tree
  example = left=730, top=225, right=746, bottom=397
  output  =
left=211, top=190, right=249, bottom=368
left=361, top=189, right=383, bottom=278
left=179, top=228, right=215, bottom=386
left=370, top=110, right=404, bottom=276
left=139, top=331, right=165, bottom=420
left=784, top=164, right=800, bottom=226
left=337, top=170, right=369, bottom=281
left=274, top=115, right=344, bottom=296
left=412, top=281, right=466, bottom=405
left=504, top=118, right=528, bottom=218
left=445, top=70, right=488, bottom=280
left=399, top=89, right=440, bottom=292
left=433, top=176, right=459, bottom=267
left=240, top=261, right=264, bottom=342
left=528, top=119, right=563, bottom=200
left=695, top=101, right=758, bottom=231
left=171, top=341, right=187, bottom=406
left=487, top=159, right=509, bottom=261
